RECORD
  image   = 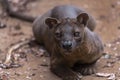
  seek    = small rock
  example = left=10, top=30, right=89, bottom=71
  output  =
left=43, top=59, right=47, bottom=62
left=39, top=49, right=45, bottom=54
left=107, top=73, right=115, bottom=80
left=96, top=73, right=111, bottom=77
left=115, top=53, right=118, bottom=57
left=118, top=26, right=120, bottom=29
left=40, top=75, right=44, bottom=78
left=106, top=43, right=112, bottom=48
left=111, top=4, right=116, bottom=8
left=117, top=1, right=120, bottom=5
left=26, top=76, right=31, bottom=79
left=113, top=47, right=117, bottom=51
left=11, top=63, right=21, bottom=68
left=10, top=0, right=19, bottom=4
left=106, top=63, right=112, bottom=67
left=118, top=68, right=120, bottom=71
left=29, top=73, right=36, bottom=77
left=0, top=22, right=7, bottom=29
left=1, top=75, right=8, bottom=80
left=40, top=64, right=49, bottom=67
left=116, top=42, right=120, bottom=45
left=15, top=72, right=21, bottom=76
left=116, top=56, right=120, bottom=60
left=43, top=69, right=47, bottom=72
left=14, top=53, right=20, bottom=61
left=11, top=32, right=24, bottom=36
left=0, top=63, right=8, bottom=69
left=0, top=67, right=2, bottom=71
left=102, top=53, right=111, bottom=59
left=83, top=4, right=89, bottom=8
left=96, top=73, right=116, bottom=80
left=14, top=24, right=21, bottom=30
left=99, top=15, right=106, bottom=20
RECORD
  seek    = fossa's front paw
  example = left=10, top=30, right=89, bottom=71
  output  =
left=63, top=72, right=82, bottom=80
left=73, top=63, right=96, bottom=75
left=79, top=66, right=96, bottom=75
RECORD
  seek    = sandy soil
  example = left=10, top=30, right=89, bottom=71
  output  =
left=0, top=0, right=120, bottom=80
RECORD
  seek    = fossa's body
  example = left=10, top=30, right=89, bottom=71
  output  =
left=33, top=5, right=104, bottom=80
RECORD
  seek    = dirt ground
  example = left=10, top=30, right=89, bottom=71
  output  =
left=0, top=0, right=120, bottom=80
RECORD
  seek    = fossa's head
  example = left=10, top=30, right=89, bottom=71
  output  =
left=45, top=13, right=89, bottom=53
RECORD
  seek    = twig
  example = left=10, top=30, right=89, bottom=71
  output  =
left=1, top=38, right=34, bottom=68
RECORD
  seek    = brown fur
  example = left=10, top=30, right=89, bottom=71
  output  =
left=33, top=5, right=104, bottom=80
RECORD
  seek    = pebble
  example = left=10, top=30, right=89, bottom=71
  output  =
left=43, top=59, right=47, bottom=62
left=111, top=4, right=116, bottom=8
left=96, top=73, right=112, bottom=77
left=14, top=24, right=21, bottom=30
left=119, top=68, right=120, bottom=71
left=107, top=73, right=115, bottom=80
left=103, top=53, right=111, bottom=59
left=14, top=53, right=20, bottom=61
left=118, top=26, right=120, bottom=29
left=116, top=42, right=120, bottom=45
left=83, top=4, right=89, bottom=8
left=106, top=63, right=112, bottom=67
left=39, top=49, right=45, bottom=54
left=40, top=75, right=44, bottom=78
left=15, top=72, right=21, bottom=76
left=26, top=76, right=32, bottom=79
left=0, top=22, right=6, bottom=28
left=96, top=73, right=116, bottom=80
left=106, top=43, right=112, bottom=48
left=29, top=73, right=36, bottom=77
left=43, top=69, right=47, bottom=72
left=115, top=53, right=118, bottom=57
left=11, top=0, right=19, bottom=4
left=40, top=64, right=49, bottom=67
left=117, top=1, right=120, bottom=5
left=113, top=47, right=117, bottom=51
left=1, top=74, right=9, bottom=80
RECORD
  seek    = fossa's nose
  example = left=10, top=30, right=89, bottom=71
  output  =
left=62, top=40, right=72, bottom=50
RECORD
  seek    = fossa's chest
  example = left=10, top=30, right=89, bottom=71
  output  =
left=62, top=43, right=101, bottom=67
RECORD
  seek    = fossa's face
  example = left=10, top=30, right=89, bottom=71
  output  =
left=45, top=13, right=89, bottom=54
left=53, top=18, right=85, bottom=53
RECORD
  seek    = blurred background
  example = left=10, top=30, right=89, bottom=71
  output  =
left=0, top=0, right=120, bottom=80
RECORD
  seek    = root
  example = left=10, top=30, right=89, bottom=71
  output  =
left=0, top=38, right=34, bottom=69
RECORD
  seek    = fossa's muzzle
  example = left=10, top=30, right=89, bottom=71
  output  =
left=62, top=40, right=72, bottom=50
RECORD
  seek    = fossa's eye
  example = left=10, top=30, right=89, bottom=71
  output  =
left=55, top=32, right=62, bottom=38
left=74, top=32, right=80, bottom=37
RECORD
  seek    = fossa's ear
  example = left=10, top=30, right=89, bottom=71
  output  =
left=77, top=13, right=89, bottom=26
left=45, top=18, right=59, bottom=29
